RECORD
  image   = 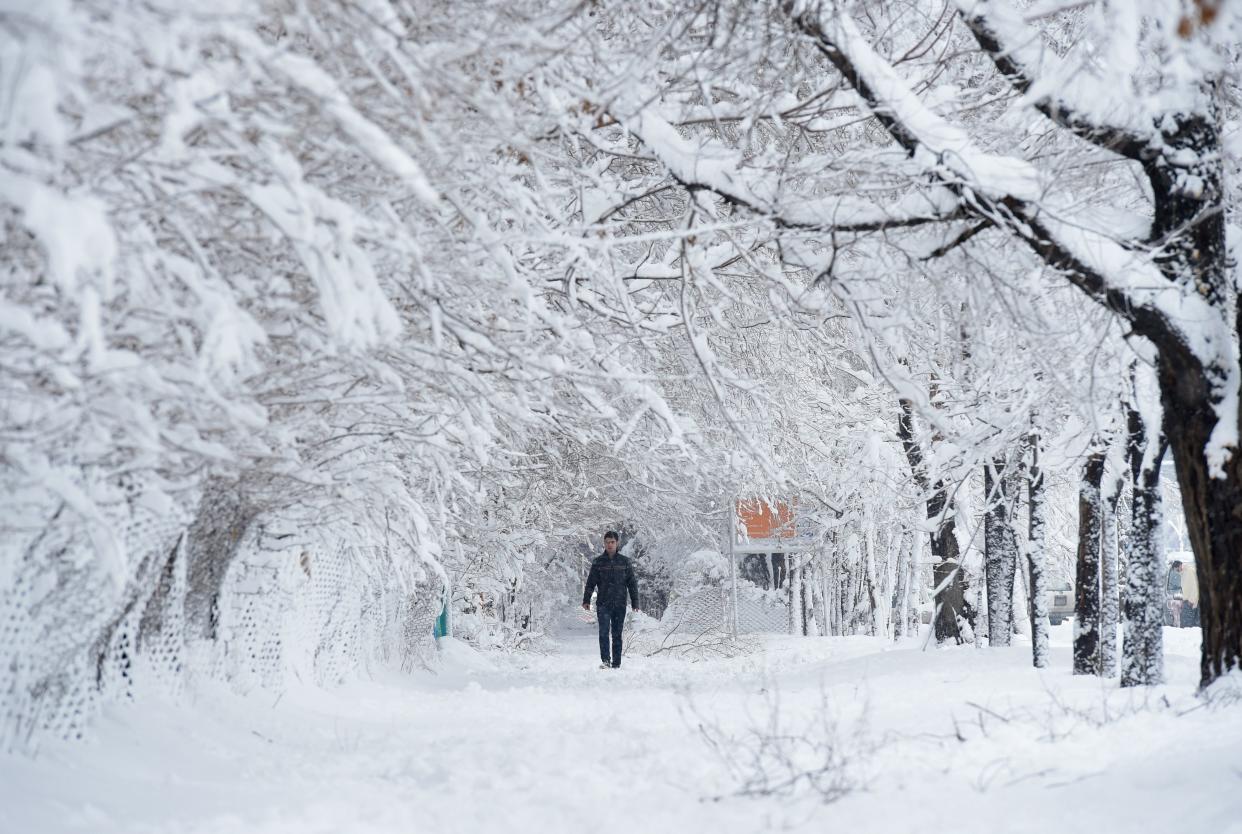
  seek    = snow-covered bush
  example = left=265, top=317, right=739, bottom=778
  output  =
left=673, top=549, right=730, bottom=595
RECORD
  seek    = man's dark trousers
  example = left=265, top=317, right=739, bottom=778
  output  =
left=598, top=605, right=626, bottom=667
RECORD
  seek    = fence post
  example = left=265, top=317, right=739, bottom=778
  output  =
left=434, top=577, right=451, bottom=640
left=728, top=500, right=740, bottom=638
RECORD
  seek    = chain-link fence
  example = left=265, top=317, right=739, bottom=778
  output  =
left=217, top=539, right=443, bottom=692
left=621, top=581, right=789, bottom=660
left=659, top=583, right=790, bottom=636
left=1, top=491, right=444, bottom=753
left=1, top=484, right=191, bottom=750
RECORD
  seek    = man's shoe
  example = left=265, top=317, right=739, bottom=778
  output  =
left=611, top=664, right=621, bottom=669
left=599, top=662, right=611, bottom=669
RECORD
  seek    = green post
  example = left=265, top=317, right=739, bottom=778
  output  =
left=433, top=578, right=451, bottom=640
left=434, top=602, right=449, bottom=639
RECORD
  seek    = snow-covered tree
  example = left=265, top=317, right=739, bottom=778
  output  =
left=565, top=0, right=1241, bottom=687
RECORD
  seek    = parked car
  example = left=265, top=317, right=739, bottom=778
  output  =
left=1046, top=579, right=1074, bottom=625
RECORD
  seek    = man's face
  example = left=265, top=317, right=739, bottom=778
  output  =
left=604, top=537, right=618, bottom=555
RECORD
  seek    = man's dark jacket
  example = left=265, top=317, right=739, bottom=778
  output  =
left=583, top=552, right=639, bottom=610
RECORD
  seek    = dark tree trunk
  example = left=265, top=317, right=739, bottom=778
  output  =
left=1158, top=357, right=1242, bottom=687
left=898, top=400, right=971, bottom=643
left=185, top=480, right=256, bottom=640
left=929, top=495, right=971, bottom=642
left=1122, top=387, right=1168, bottom=687
left=1027, top=431, right=1050, bottom=668
left=1143, top=109, right=1242, bottom=683
left=1074, top=451, right=1106, bottom=676
left=932, top=560, right=971, bottom=641
left=1100, top=470, right=1123, bottom=677
left=983, top=454, right=1020, bottom=647
left=1144, top=110, right=1242, bottom=689
left=137, top=533, right=186, bottom=652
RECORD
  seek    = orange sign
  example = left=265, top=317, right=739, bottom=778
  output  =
left=736, top=498, right=796, bottom=540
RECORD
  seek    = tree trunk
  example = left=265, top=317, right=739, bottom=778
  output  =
left=973, top=583, right=988, bottom=648
left=801, top=563, right=814, bottom=635
left=1157, top=352, right=1242, bottom=687
left=1027, top=431, right=1050, bottom=668
left=789, top=554, right=805, bottom=636
left=863, top=522, right=879, bottom=636
left=897, top=399, right=971, bottom=643
left=1074, top=451, right=1106, bottom=675
left=931, top=560, right=971, bottom=642
left=984, top=454, right=1020, bottom=647
left=930, top=505, right=969, bottom=642
left=1011, top=562, right=1029, bottom=637
left=812, top=556, right=828, bottom=637
left=1122, top=387, right=1168, bottom=687
left=185, top=479, right=256, bottom=640
left=827, top=548, right=841, bottom=636
left=895, top=531, right=916, bottom=639
left=1100, top=469, right=1124, bottom=677
left=1143, top=112, right=1241, bottom=688
left=881, top=529, right=898, bottom=638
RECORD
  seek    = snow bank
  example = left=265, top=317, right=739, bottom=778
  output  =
left=4, top=621, right=1238, bottom=834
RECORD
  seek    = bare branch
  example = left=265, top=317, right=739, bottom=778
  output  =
left=921, top=219, right=993, bottom=260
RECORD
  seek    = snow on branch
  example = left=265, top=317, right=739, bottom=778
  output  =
left=234, top=30, right=440, bottom=207
left=785, top=4, right=1228, bottom=368
left=788, top=9, right=1045, bottom=200
left=613, top=97, right=964, bottom=233
left=955, top=0, right=1154, bottom=160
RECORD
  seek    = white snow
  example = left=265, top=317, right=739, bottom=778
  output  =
left=261, top=46, right=439, bottom=207
left=817, top=13, right=1043, bottom=202
left=954, top=0, right=1156, bottom=141
left=618, top=97, right=961, bottom=229
left=0, top=173, right=117, bottom=296
left=4, top=615, right=1238, bottom=834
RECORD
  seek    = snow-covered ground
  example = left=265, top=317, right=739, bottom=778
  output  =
left=5, top=616, right=1241, bottom=834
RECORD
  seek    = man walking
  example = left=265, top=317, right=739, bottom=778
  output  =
left=582, top=531, right=640, bottom=669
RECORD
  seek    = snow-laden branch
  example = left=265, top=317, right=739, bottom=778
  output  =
left=787, top=7, right=1044, bottom=198
left=955, top=0, right=1154, bottom=160
left=613, top=97, right=964, bottom=233
left=784, top=4, right=1229, bottom=370
left=231, top=29, right=440, bottom=207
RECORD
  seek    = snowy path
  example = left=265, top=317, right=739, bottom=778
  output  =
left=5, top=618, right=1242, bottom=834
